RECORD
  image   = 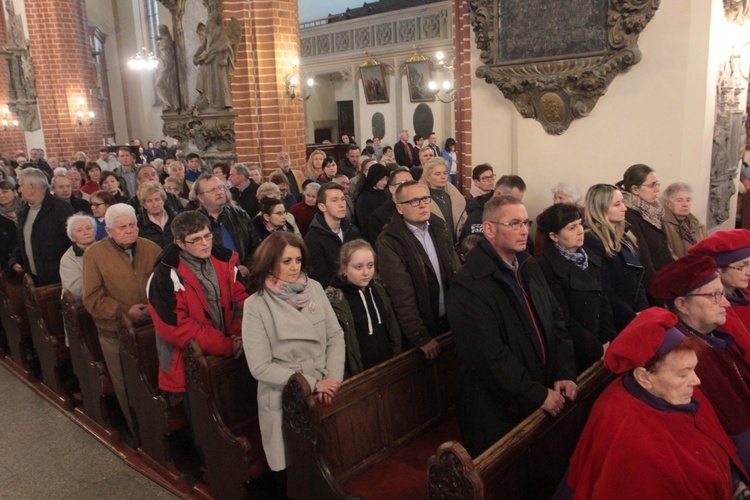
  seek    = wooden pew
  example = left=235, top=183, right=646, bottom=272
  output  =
left=183, top=339, right=268, bottom=499
left=0, top=270, right=35, bottom=379
left=61, top=290, right=117, bottom=437
left=426, top=362, right=614, bottom=499
left=282, top=333, right=458, bottom=500
left=22, top=274, right=74, bottom=408
left=119, top=314, right=185, bottom=481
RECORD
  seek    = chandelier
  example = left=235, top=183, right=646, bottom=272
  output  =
left=128, top=47, right=159, bottom=71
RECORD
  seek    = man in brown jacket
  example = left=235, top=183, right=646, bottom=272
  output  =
left=83, top=203, right=161, bottom=432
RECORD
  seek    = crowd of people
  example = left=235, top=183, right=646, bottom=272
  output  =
left=2, top=133, right=750, bottom=498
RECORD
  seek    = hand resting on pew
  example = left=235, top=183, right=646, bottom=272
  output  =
left=540, top=389, right=565, bottom=417
left=554, top=380, right=578, bottom=401
left=420, top=339, right=440, bottom=359
left=314, top=378, right=340, bottom=406
left=127, top=303, right=151, bottom=322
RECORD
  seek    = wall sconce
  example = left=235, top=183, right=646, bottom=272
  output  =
left=75, top=98, right=95, bottom=126
left=428, top=51, right=455, bottom=103
left=285, top=58, right=314, bottom=101
left=730, top=42, right=750, bottom=82
left=1, top=106, right=19, bottom=130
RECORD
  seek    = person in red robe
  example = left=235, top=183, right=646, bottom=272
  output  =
left=565, top=308, right=748, bottom=499
left=688, top=229, right=750, bottom=363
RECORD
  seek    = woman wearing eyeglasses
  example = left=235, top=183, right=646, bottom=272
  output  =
left=89, top=190, right=117, bottom=241
left=537, top=203, right=616, bottom=374
left=583, top=184, right=649, bottom=331
left=688, top=229, right=750, bottom=363
left=252, top=197, right=297, bottom=242
left=616, top=164, right=674, bottom=298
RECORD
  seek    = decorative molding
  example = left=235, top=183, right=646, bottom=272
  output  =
left=282, top=375, right=313, bottom=441
left=725, top=0, right=750, bottom=25
left=469, top=0, right=660, bottom=134
left=427, top=443, right=482, bottom=499
left=709, top=60, right=746, bottom=227
left=3, top=0, right=40, bottom=131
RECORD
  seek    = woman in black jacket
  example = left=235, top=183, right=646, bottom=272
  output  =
left=354, top=163, right=389, bottom=241
left=616, top=164, right=674, bottom=297
left=136, top=183, right=175, bottom=248
left=537, top=203, right=617, bottom=373
left=251, top=197, right=297, bottom=242
left=583, top=184, right=649, bottom=331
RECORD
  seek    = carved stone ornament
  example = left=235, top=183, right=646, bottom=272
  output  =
left=725, top=0, right=750, bottom=25
left=3, top=0, right=40, bottom=131
left=282, top=375, right=313, bottom=441
left=468, top=0, right=660, bottom=134
left=427, top=442, right=482, bottom=499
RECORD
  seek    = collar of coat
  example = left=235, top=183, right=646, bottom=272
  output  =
left=465, top=238, right=532, bottom=280
left=155, top=240, right=234, bottom=269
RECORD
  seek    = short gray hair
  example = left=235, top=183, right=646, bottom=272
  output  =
left=551, top=182, right=582, bottom=204
left=66, top=214, right=97, bottom=241
left=662, top=182, right=693, bottom=203
left=303, top=182, right=321, bottom=194
left=53, top=167, right=68, bottom=176
left=104, top=203, right=136, bottom=227
left=51, top=174, right=70, bottom=188
left=232, top=164, right=250, bottom=179
left=18, top=167, right=49, bottom=191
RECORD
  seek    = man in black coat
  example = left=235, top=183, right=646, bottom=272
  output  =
left=10, top=168, right=74, bottom=285
left=447, top=195, right=577, bottom=458
left=393, top=130, right=416, bottom=167
left=369, top=167, right=412, bottom=243
left=228, top=164, right=259, bottom=216
left=51, top=173, right=92, bottom=214
left=376, top=181, right=459, bottom=359
left=304, top=183, right=360, bottom=288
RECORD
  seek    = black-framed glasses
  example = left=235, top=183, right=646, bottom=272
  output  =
left=487, top=219, right=533, bottom=231
left=725, top=261, right=750, bottom=272
left=398, top=196, right=432, bottom=207
left=683, top=291, right=725, bottom=304
left=480, top=174, right=496, bottom=182
left=184, top=233, right=213, bottom=246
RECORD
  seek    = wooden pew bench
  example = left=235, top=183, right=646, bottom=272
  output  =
left=61, top=290, right=117, bottom=436
left=22, top=274, right=74, bottom=408
left=183, top=339, right=268, bottom=499
left=0, top=270, right=35, bottom=378
left=119, top=315, right=185, bottom=480
left=282, top=333, right=458, bottom=500
left=426, top=361, right=614, bottom=499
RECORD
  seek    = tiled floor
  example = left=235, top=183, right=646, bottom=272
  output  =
left=0, top=365, right=177, bottom=499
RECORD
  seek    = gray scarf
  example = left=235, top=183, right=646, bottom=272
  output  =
left=179, top=250, right=224, bottom=334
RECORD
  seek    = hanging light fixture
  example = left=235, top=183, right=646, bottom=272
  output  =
left=128, top=0, right=158, bottom=71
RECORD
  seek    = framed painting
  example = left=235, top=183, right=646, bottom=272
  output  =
left=360, top=62, right=389, bottom=104
left=405, top=60, right=435, bottom=103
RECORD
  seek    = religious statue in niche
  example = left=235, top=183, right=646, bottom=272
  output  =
left=3, top=0, right=39, bottom=130
left=193, top=0, right=241, bottom=110
left=709, top=60, right=746, bottom=227
left=156, top=25, right=180, bottom=111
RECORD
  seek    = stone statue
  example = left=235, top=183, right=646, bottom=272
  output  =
left=193, top=1, right=241, bottom=110
left=156, top=24, right=180, bottom=111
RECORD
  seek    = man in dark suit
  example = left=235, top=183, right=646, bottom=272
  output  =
left=229, top=164, right=259, bottom=216
left=393, top=129, right=415, bottom=167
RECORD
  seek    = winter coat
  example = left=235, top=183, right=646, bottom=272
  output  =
left=137, top=205, right=176, bottom=249
left=428, top=183, right=468, bottom=243
left=304, top=213, right=361, bottom=288
left=625, top=209, right=674, bottom=295
left=662, top=208, right=706, bottom=259
left=198, top=205, right=262, bottom=269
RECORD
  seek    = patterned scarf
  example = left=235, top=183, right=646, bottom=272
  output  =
left=622, top=191, right=664, bottom=230
left=265, top=272, right=314, bottom=310
left=675, top=215, right=697, bottom=246
left=554, top=243, right=588, bottom=270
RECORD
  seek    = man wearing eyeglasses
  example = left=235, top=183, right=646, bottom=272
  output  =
left=148, top=211, right=248, bottom=407
left=195, top=173, right=261, bottom=279
left=651, top=254, right=750, bottom=472
left=377, top=181, right=459, bottom=360
left=447, top=194, right=578, bottom=458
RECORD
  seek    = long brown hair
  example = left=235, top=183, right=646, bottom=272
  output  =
left=248, top=232, right=311, bottom=294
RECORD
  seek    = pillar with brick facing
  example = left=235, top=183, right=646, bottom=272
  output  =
left=18, top=0, right=107, bottom=159
left=222, top=0, right=307, bottom=177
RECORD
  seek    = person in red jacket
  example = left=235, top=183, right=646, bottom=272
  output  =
left=564, top=307, right=748, bottom=499
left=148, top=210, right=248, bottom=401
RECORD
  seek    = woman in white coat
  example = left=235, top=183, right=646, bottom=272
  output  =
left=243, top=231, right=345, bottom=497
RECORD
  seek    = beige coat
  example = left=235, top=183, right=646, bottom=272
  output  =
left=662, top=208, right=706, bottom=259
left=428, top=182, right=468, bottom=242
left=270, top=167, right=306, bottom=194
left=242, top=279, right=345, bottom=471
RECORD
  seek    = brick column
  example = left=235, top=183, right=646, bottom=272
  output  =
left=0, top=5, right=27, bottom=155
left=23, top=0, right=107, bottom=159
left=222, top=0, right=306, bottom=176
left=453, top=0, right=473, bottom=194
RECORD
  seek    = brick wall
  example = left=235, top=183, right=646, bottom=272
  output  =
left=23, top=0, right=108, bottom=160
left=222, top=0, right=307, bottom=178
left=453, top=0, right=472, bottom=195
left=0, top=4, right=27, bottom=156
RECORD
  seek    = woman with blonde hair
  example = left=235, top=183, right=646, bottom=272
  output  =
left=305, top=149, right=326, bottom=180
left=136, top=182, right=175, bottom=248
left=243, top=232, right=344, bottom=496
left=422, top=157, right=467, bottom=244
left=583, top=184, right=648, bottom=331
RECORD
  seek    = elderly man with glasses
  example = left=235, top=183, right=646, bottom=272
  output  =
left=376, top=180, right=459, bottom=361
left=651, top=254, right=750, bottom=474
left=447, top=194, right=578, bottom=459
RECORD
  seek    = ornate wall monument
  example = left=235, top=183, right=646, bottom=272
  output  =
left=158, top=0, right=240, bottom=166
left=2, top=0, right=39, bottom=130
left=467, top=0, right=660, bottom=134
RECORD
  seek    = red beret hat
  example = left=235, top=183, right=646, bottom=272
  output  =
left=650, top=254, right=718, bottom=301
left=604, top=307, right=686, bottom=374
left=688, top=229, right=750, bottom=266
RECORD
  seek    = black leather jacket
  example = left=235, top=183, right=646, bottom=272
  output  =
left=199, top=205, right=261, bottom=268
